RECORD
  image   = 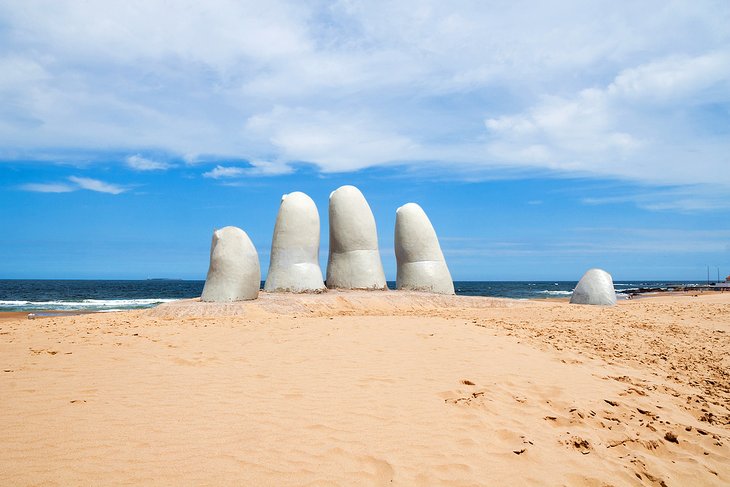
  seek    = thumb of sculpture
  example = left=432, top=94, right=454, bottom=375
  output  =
left=394, top=203, right=455, bottom=295
left=264, top=192, right=325, bottom=293
left=201, top=226, right=260, bottom=302
left=326, top=185, right=387, bottom=290
left=569, top=268, right=616, bottom=305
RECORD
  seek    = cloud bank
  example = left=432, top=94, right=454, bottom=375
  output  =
left=1, top=0, right=728, bottom=189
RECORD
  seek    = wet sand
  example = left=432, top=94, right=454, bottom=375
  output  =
left=0, top=312, right=30, bottom=322
left=1, top=291, right=728, bottom=485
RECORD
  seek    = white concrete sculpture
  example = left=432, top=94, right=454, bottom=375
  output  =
left=264, top=191, right=326, bottom=293
left=201, top=226, right=260, bottom=302
left=394, top=203, right=455, bottom=295
left=569, top=268, right=617, bottom=306
left=326, top=185, right=387, bottom=290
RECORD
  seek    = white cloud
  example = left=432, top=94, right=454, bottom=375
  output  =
left=581, top=185, right=730, bottom=212
left=1, top=0, right=729, bottom=194
left=20, top=182, right=75, bottom=193
left=246, top=160, right=294, bottom=176
left=68, top=176, right=126, bottom=194
left=19, top=176, right=127, bottom=194
left=125, top=155, right=172, bottom=171
left=202, top=160, right=294, bottom=178
left=484, top=51, right=730, bottom=186
left=245, top=107, right=417, bottom=172
left=202, top=165, right=246, bottom=179
left=607, top=51, right=730, bottom=101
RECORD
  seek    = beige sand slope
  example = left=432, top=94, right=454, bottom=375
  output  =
left=1, top=291, right=728, bottom=486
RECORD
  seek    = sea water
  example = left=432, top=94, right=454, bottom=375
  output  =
left=0, top=279, right=710, bottom=312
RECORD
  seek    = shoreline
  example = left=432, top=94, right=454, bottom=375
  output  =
left=4, top=287, right=727, bottom=318
left=0, top=310, right=96, bottom=322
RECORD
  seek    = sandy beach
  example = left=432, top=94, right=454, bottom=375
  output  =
left=1, top=291, right=728, bottom=486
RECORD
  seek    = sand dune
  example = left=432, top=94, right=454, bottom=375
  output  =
left=1, top=291, right=728, bottom=485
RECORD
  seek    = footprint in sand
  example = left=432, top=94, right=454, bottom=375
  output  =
left=442, top=381, right=488, bottom=407
left=566, top=436, right=591, bottom=455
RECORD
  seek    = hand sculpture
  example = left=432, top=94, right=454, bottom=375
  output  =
left=201, top=226, right=260, bottom=302
left=569, top=268, right=616, bottom=305
left=326, top=185, right=387, bottom=290
left=264, top=192, right=326, bottom=293
left=395, top=203, right=454, bottom=295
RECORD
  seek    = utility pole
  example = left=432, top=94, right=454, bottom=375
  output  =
left=707, top=265, right=710, bottom=285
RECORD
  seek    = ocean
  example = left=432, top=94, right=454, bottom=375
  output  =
left=0, top=279, right=711, bottom=312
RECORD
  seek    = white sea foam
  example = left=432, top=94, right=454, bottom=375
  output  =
left=0, top=298, right=179, bottom=310
left=537, top=290, right=573, bottom=296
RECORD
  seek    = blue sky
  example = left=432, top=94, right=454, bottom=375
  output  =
left=1, top=1, right=729, bottom=281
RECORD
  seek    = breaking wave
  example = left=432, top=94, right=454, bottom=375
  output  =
left=536, top=290, right=573, bottom=296
left=0, top=298, right=179, bottom=312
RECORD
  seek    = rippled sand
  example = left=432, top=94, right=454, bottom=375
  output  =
left=1, top=291, right=728, bottom=485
